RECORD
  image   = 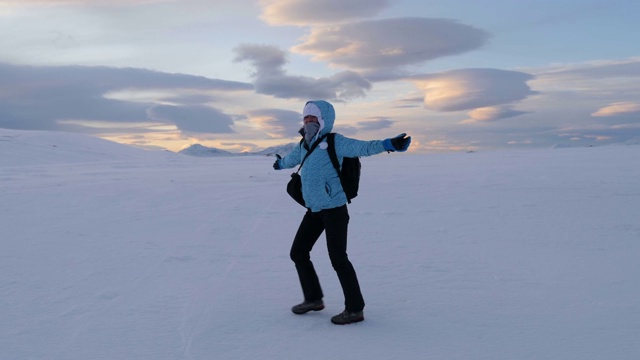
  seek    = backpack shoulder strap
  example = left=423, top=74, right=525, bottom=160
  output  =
left=296, top=133, right=328, bottom=173
left=327, top=133, right=351, bottom=203
left=327, top=133, right=340, bottom=172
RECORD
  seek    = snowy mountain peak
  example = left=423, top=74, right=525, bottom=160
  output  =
left=178, top=144, right=234, bottom=157
left=178, top=142, right=298, bottom=157
left=249, top=142, right=298, bottom=157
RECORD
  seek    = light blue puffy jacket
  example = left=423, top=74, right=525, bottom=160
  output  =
left=278, top=100, right=387, bottom=212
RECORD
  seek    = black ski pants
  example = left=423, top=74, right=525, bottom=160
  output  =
left=290, top=205, right=365, bottom=312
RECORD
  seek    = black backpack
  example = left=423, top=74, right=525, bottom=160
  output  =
left=327, top=133, right=361, bottom=203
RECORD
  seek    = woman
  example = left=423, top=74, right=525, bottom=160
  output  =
left=273, top=100, right=411, bottom=325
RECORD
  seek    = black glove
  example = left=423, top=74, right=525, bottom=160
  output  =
left=273, top=154, right=282, bottom=170
left=383, top=133, right=412, bottom=152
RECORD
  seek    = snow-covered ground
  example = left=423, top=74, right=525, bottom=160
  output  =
left=1, top=128, right=639, bottom=360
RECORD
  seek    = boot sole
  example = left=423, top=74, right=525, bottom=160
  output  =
left=291, top=304, right=325, bottom=315
left=331, top=315, right=364, bottom=325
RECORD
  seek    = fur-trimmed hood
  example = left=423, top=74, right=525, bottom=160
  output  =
left=304, top=100, right=335, bottom=137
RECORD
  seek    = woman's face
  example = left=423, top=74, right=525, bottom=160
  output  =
left=303, top=115, right=319, bottom=124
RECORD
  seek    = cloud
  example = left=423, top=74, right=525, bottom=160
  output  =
left=0, top=62, right=250, bottom=134
left=555, top=125, right=640, bottom=146
left=0, top=0, right=171, bottom=6
left=335, top=124, right=358, bottom=137
left=536, top=58, right=640, bottom=80
left=530, top=58, right=640, bottom=98
left=0, top=63, right=250, bottom=97
left=147, top=105, right=235, bottom=134
left=292, top=17, right=489, bottom=71
left=159, top=94, right=217, bottom=105
left=247, top=108, right=302, bottom=138
left=391, top=96, right=424, bottom=109
left=357, top=118, right=394, bottom=131
left=592, top=102, right=640, bottom=117
left=234, top=44, right=371, bottom=101
left=260, top=0, right=391, bottom=26
left=524, top=58, right=640, bottom=143
left=462, top=106, right=529, bottom=124
left=410, top=68, right=536, bottom=112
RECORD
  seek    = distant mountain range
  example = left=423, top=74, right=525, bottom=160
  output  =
left=180, top=137, right=640, bottom=157
left=551, top=137, right=640, bottom=149
left=178, top=142, right=298, bottom=157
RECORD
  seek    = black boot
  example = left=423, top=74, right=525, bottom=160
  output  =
left=330, top=309, right=364, bottom=325
left=291, top=300, right=325, bottom=314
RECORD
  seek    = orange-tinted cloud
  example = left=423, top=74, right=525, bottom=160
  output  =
left=246, top=108, right=302, bottom=138
left=260, top=0, right=390, bottom=26
left=411, top=68, right=536, bottom=112
left=292, top=17, right=488, bottom=71
left=462, top=106, right=528, bottom=123
left=591, top=102, right=640, bottom=117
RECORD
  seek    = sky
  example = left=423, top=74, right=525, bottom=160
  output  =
left=1, top=0, right=640, bottom=153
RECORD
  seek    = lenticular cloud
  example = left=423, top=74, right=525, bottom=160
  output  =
left=412, top=68, right=536, bottom=112
left=292, top=17, right=489, bottom=71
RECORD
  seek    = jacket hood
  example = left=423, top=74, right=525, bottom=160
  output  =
left=305, top=100, right=335, bottom=136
